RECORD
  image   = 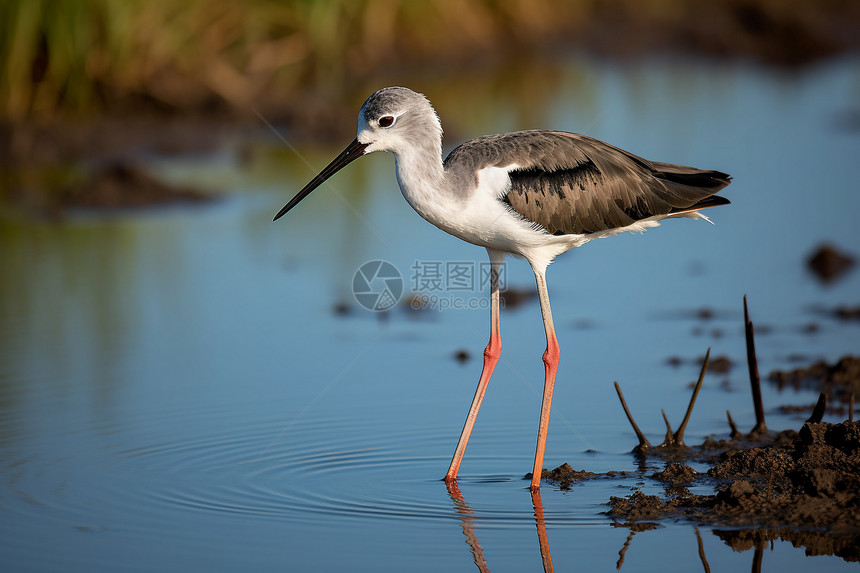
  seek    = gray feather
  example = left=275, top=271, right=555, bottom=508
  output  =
left=444, top=130, right=731, bottom=235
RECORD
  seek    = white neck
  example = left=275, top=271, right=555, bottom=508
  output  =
left=393, top=136, right=448, bottom=223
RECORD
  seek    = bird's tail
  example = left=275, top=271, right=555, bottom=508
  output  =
left=651, top=162, right=732, bottom=192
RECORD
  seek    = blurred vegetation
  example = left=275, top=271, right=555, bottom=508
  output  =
left=2, top=0, right=858, bottom=122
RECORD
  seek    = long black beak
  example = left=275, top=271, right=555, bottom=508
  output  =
left=273, top=138, right=370, bottom=221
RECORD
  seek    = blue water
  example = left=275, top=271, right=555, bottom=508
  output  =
left=1, top=57, right=859, bottom=571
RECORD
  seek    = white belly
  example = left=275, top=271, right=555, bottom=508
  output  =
left=398, top=163, right=586, bottom=270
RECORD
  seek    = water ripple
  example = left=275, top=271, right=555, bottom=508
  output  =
left=1, top=400, right=618, bottom=532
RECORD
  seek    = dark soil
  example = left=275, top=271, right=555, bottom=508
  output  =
left=769, top=355, right=860, bottom=405
left=499, top=288, right=538, bottom=310
left=453, top=349, right=471, bottom=364
left=0, top=116, right=249, bottom=167
left=651, top=462, right=699, bottom=485
left=704, top=355, right=733, bottom=375
left=562, top=351, right=860, bottom=562
left=0, top=118, right=236, bottom=216
left=833, top=306, right=860, bottom=321
left=2, top=155, right=216, bottom=217
left=666, top=354, right=733, bottom=373
left=807, top=244, right=856, bottom=284
left=60, top=164, right=211, bottom=210
left=526, top=463, right=603, bottom=490
left=12, top=162, right=215, bottom=219
left=525, top=462, right=641, bottom=491
left=605, top=421, right=860, bottom=562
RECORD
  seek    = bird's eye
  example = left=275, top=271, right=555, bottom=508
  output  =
left=378, top=115, right=395, bottom=128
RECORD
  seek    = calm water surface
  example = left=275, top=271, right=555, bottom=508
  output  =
left=1, top=58, right=859, bottom=571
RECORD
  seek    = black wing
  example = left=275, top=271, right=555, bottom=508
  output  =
left=445, top=131, right=731, bottom=236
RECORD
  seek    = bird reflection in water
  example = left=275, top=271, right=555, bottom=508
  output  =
left=445, top=482, right=554, bottom=573
left=445, top=484, right=723, bottom=572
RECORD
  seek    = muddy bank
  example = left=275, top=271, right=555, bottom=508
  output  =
left=553, top=294, right=860, bottom=563
left=0, top=116, right=231, bottom=216
left=769, top=355, right=860, bottom=404
left=0, top=116, right=253, bottom=167
left=807, top=244, right=856, bottom=284
left=3, top=162, right=214, bottom=218
left=601, top=350, right=860, bottom=562
left=606, top=420, right=860, bottom=561
left=59, top=164, right=212, bottom=210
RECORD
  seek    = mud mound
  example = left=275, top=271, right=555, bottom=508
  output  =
left=58, top=163, right=212, bottom=211
left=608, top=421, right=860, bottom=561
left=807, top=244, right=855, bottom=283
left=527, top=463, right=601, bottom=490
left=651, top=463, right=699, bottom=484
left=769, top=355, right=860, bottom=403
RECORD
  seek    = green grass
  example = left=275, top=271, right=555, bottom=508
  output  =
left=1, top=0, right=854, bottom=120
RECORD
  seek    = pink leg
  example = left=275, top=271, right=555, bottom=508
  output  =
left=445, top=250, right=504, bottom=483
left=530, top=268, right=560, bottom=491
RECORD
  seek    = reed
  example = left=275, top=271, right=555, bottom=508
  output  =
left=1, top=0, right=852, bottom=120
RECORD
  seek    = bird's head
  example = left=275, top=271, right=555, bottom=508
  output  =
left=357, top=86, right=442, bottom=154
left=273, top=87, right=440, bottom=221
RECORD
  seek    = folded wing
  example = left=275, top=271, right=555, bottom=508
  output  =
left=444, top=130, right=732, bottom=236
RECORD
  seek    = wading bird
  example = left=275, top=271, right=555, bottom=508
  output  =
left=274, top=87, right=731, bottom=490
